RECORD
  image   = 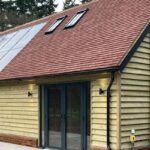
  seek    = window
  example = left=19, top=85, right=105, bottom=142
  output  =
left=65, top=9, right=89, bottom=29
left=45, top=16, right=67, bottom=34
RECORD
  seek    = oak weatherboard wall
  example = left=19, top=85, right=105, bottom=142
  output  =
left=0, top=83, right=39, bottom=147
left=90, top=74, right=120, bottom=150
left=121, top=33, right=150, bottom=149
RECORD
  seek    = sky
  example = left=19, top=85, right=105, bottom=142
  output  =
left=55, top=0, right=64, bottom=12
left=55, top=0, right=81, bottom=12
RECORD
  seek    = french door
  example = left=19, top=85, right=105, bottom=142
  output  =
left=41, top=83, right=90, bottom=150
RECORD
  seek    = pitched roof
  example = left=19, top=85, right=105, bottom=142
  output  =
left=0, top=0, right=150, bottom=80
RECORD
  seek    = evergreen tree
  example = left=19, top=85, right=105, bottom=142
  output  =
left=0, top=0, right=57, bottom=32
left=64, top=0, right=76, bottom=10
left=64, top=0, right=91, bottom=10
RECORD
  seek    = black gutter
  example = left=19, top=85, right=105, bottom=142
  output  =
left=107, top=72, right=115, bottom=150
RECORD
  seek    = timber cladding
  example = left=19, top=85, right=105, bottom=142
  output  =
left=0, top=83, right=39, bottom=146
left=90, top=76, right=118, bottom=150
left=91, top=146, right=150, bottom=150
left=121, top=34, right=150, bottom=149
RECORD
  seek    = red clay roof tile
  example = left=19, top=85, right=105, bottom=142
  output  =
left=0, top=0, right=150, bottom=80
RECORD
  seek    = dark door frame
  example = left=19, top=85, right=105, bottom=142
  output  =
left=39, top=82, right=90, bottom=150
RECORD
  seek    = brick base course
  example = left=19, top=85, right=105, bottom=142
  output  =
left=0, top=133, right=38, bottom=147
left=91, top=147, right=107, bottom=150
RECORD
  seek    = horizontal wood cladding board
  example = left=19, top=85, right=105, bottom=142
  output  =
left=0, top=84, right=39, bottom=138
left=122, top=73, right=150, bottom=80
left=121, top=85, right=149, bottom=91
left=122, top=129, right=150, bottom=137
left=121, top=34, right=150, bottom=149
left=121, top=135, right=150, bottom=143
left=0, top=114, right=38, bottom=120
left=92, top=129, right=116, bottom=136
left=121, top=114, right=150, bottom=119
left=121, top=124, right=150, bottom=131
left=0, top=122, right=38, bottom=129
left=121, top=102, right=149, bottom=108
left=91, top=124, right=117, bottom=131
left=127, top=62, right=150, bottom=70
left=0, top=129, right=37, bottom=138
left=121, top=91, right=149, bottom=97
left=0, top=126, right=38, bottom=134
left=137, top=47, right=150, bottom=54
left=121, top=108, right=150, bottom=114
left=91, top=76, right=118, bottom=149
left=91, top=113, right=117, bottom=119
left=121, top=97, right=150, bottom=102
left=121, top=79, right=150, bottom=86
left=121, top=140, right=150, bottom=150
left=123, top=67, right=150, bottom=75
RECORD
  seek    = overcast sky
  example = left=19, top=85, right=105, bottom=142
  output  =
left=55, top=0, right=64, bottom=12
left=55, top=0, right=81, bottom=12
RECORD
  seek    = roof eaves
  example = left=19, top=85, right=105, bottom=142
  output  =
left=0, top=66, right=119, bottom=82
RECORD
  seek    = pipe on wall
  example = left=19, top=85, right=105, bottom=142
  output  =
left=107, top=72, right=115, bottom=150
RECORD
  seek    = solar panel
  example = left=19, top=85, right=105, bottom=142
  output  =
left=45, top=16, right=67, bottom=34
left=65, top=9, right=88, bottom=29
left=0, top=22, right=46, bottom=71
left=0, top=32, right=17, bottom=49
left=1, top=28, right=31, bottom=52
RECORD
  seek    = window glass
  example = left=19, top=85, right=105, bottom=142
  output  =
left=65, top=9, right=88, bottom=28
left=45, top=16, right=66, bottom=34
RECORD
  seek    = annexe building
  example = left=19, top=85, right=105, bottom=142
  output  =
left=0, top=0, right=150, bottom=150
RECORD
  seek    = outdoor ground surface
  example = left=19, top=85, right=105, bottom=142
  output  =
left=0, top=142, right=45, bottom=150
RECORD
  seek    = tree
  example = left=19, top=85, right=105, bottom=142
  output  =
left=64, top=0, right=76, bottom=10
left=0, top=0, right=57, bottom=32
left=63, top=0, right=91, bottom=10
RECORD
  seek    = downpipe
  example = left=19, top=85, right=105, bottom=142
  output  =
left=107, top=72, right=115, bottom=150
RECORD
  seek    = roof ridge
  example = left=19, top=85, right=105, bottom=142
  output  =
left=0, top=0, right=98, bottom=35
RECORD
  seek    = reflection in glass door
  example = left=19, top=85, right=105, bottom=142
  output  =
left=66, top=85, right=81, bottom=150
left=48, top=88, right=62, bottom=148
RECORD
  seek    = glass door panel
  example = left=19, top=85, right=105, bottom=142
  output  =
left=66, top=85, right=81, bottom=150
left=43, top=83, right=90, bottom=150
left=48, top=88, right=62, bottom=148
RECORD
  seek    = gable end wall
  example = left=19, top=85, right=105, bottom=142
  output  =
left=121, top=33, right=150, bottom=149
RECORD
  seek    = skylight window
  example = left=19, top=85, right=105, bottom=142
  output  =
left=45, top=16, right=67, bottom=34
left=65, top=9, right=89, bottom=29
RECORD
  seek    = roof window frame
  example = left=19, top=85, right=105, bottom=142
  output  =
left=64, top=8, right=89, bottom=29
left=45, top=15, right=67, bottom=34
